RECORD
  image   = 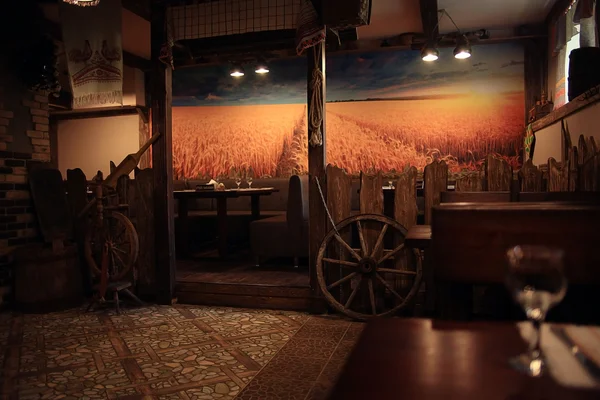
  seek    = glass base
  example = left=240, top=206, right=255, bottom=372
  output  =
left=509, top=352, right=545, bottom=377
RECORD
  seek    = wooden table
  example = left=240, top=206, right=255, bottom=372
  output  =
left=174, top=188, right=278, bottom=258
left=405, top=224, right=431, bottom=249
left=328, top=318, right=600, bottom=400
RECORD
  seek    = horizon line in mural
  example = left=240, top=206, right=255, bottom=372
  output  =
left=173, top=90, right=525, bottom=107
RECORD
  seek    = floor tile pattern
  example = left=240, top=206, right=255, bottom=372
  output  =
left=0, top=305, right=362, bottom=400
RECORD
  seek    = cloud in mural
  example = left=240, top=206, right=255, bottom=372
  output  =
left=172, top=42, right=524, bottom=106
left=501, top=60, right=525, bottom=68
left=205, top=93, right=223, bottom=101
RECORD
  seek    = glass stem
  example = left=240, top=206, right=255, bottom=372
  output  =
left=531, top=319, right=542, bottom=359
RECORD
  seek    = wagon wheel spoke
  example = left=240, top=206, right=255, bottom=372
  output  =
left=356, top=220, right=368, bottom=257
left=375, top=273, right=404, bottom=301
left=112, top=246, right=129, bottom=254
left=367, top=278, right=377, bottom=315
left=327, top=272, right=358, bottom=290
left=378, top=243, right=405, bottom=264
left=371, top=224, right=388, bottom=258
left=111, top=248, right=128, bottom=275
left=378, top=267, right=417, bottom=276
left=334, top=234, right=362, bottom=261
left=344, top=276, right=363, bottom=308
left=322, top=258, right=359, bottom=268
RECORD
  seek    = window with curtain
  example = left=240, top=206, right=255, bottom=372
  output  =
left=552, top=0, right=597, bottom=107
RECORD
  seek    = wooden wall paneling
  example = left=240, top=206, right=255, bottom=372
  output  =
left=307, top=42, right=328, bottom=312
left=423, top=160, right=448, bottom=225
left=485, top=154, right=512, bottom=192
left=547, top=158, right=562, bottom=192
left=569, top=146, right=579, bottom=192
left=394, top=167, right=417, bottom=230
left=116, top=175, right=130, bottom=207
left=578, top=135, right=588, bottom=190
left=135, top=168, right=156, bottom=297
left=518, top=159, right=543, bottom=192
left=151, top=2, right=176, bottom=304
left=359, top=170, right=383, bottom=314
left=66, top=168, right=91, bottom=295
left=455, top=171, right=484, bottom=192
left=393, top=166, right=417, bottom=294
left=325, top=165, right=353, bottom=306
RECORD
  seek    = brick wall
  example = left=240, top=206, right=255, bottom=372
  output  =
left=0, top=76, right=52, bottom=257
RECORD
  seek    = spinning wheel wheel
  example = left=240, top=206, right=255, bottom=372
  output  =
left=84, top=211, right=139, bottom=281
left=83, top=179, right=139, bottom=284
left=316, top=214, right=422, bottom=320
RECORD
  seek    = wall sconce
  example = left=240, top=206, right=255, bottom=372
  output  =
left=229, top=64, right=245, bottom=77
left=421, top=9, right=472, bottom=62
left=62, top=0, right=100, bottom=6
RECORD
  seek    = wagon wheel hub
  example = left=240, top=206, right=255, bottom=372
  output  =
left=359, top=257, right=377, bottom=274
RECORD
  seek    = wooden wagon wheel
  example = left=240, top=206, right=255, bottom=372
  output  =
left=316, top=214, right=422, bottom=320
left=85, top=211, right=139, bottom=281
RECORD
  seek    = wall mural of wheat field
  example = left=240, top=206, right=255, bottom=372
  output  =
left=172, top=43, right=525, bottom=179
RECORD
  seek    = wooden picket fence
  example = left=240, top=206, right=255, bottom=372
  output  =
left=65, top=168, right=156, bottom=297
left=326, top=133, right=600, bottom=231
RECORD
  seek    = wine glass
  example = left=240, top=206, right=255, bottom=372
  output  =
left=246, top=176, right=253, bottom=189
left=505, top=245, right=567, bottom=377
left=388, top=180, right=394, bottom=189
left=234, top=171, right=242, bottom=190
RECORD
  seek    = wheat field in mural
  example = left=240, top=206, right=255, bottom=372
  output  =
left=172, top=92, right=523, bottom=178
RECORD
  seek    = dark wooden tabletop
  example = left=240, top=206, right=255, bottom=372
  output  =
left=173, top=188, right=278, bottom=199
left=328, top=318, right=600, bottom=400
left=405, top=225, right=431, bottom=249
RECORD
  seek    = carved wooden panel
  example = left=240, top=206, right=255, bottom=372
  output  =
left=424, top=160, right=448, bottom=225
left=547, top=158, right=562, bottom=192
left=569, top=146, right=579, bottom=192
left=326, top=165, right=353, bottom=302
left=394, top=167, right=417, bottom=230
left=519, top=159, right=543, bottom=192
left=485, top=154, right=512, bottom=191
left=326, top=165, right=352, bottom=229
left=360, top=171, right=384, bottom=255
left=455, top=171, right=483, bottom=192
left=134, top=168, right=155, bottom=296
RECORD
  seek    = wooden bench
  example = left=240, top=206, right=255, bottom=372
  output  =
left=431, top=202, right=600, bottom=321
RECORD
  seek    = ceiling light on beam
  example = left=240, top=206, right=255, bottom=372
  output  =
left=421, top=45, right=439, bottom=62
left=255, top=62, right=269, bottom=74
left=454, top=35, right=472, bottom=59
left=230, top=64, right=245, bottom=77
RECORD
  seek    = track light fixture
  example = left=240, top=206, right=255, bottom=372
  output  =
left=420, top=9, right=473, bottom=62
left=229, top=64, right=244, bottom=77
left=453, top=35, right=471, bottom=59
left=255, top=63, right=269, bottom=74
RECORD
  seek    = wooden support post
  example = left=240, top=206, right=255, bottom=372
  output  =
left=524, top=38, right=547, bottom=124
left=307, top=42, right=327, bottom=313
left=151, top=3, right=176, bottom=304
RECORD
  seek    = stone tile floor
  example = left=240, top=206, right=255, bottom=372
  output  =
left=0, top=305, right=363, bottom=400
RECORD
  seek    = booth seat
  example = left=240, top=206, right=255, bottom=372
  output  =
left=249, top=175, right=309, bottom=266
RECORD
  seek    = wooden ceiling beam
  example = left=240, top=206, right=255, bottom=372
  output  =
left=419, top=0, right=439, bottom=40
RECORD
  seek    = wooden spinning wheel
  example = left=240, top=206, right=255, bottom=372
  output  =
left=316, top=214, right=422, bottom=320
left=84, top=180, right=139, bottom=284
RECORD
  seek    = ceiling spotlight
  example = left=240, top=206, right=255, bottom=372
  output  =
left=230, top=64, right=244, bottom=77
left=255, top=64, right=269, bottom=74
left=454, top=35, right=472, bottom=59
left=421, top=45, right=439, bottom=62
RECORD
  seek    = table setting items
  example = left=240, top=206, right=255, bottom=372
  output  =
left=506, top=245, right=600, bottom=388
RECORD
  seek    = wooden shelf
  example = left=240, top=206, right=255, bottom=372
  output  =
left=50, top=106, right=148, bottom=121
left=531, top=85, right=600, bottom=131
